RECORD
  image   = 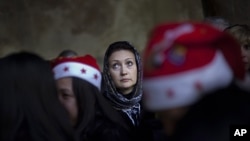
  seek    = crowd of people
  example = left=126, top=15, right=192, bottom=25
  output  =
left=1, top=18, right=250, bottom=141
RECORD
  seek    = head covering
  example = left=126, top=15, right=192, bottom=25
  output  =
left=102, top=41, right=142, bottom=126
left=204, top=16, right=230, bottom=30
left=143, top=22, right=246, bottom=111
left=51, top=55, right=102, bottom=90
left=57, top=49, right=78, bottom=58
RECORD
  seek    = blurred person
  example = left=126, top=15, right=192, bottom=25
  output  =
left=142, top=22, right=250, bottom=140
left=224, top=24, right=250, bottom=71
left=51, top=55, right=132, bottom=141
left=204, top=16, right=230, bottom=31
left=58, top=49, right=78, bottom=58
left=102, top=41, right=143, bottom=129
left=0, top=52, right=75, bottom=141
left=171, top=83, right=250, bottom=141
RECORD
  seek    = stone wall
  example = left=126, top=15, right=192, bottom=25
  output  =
left=0, top=0, right=203, bottom=66
left=202, top=0, right=250, bottom=25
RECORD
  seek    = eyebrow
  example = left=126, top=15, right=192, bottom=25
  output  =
left=110, top=58, right=134, bottom=61
left=58, top=88, right=72, bottom=93
left=125, top=58, right=134, bottom=60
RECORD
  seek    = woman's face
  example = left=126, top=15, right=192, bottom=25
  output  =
left=108, top=50, right=137, bottom=95
left=241, top=43, right=250, bottom=70
left=56, top=77, right=78, bottom=126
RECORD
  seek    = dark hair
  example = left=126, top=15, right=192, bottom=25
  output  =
left=72, top=77, right=97, bottom=131
left=106, top=41, right=135, bottom=61
left=71, top=77, right=129, bottom=139
left=0, top=52, right=74, bottom=141
left=224, top=24, right=250, bottom=44
left=58, top=49, right=78, bottom=58
left=204, top=16, right=230, bottom=30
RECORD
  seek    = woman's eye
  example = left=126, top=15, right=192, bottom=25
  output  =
left=62, top=93, right=71, bottom=98
left=127, top=61, right=133, bottom=66
left=112, top=63, right=120, bottom=69
left=243, top=44, right=250, bottom=50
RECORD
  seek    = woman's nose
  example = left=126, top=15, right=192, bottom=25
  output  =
left=121, top=66, right=128, bottom=75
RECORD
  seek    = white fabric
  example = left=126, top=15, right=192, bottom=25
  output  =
left=143, top=51, right=233, bottom=111
left=53, top=62, right=102, bottom=90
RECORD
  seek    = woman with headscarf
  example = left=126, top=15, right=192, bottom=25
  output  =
left=102, top=41, right=143, bottom=130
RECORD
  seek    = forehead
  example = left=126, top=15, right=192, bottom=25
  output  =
left=56, top=77, right=73, bottom=88
left=109, top=50, right=135, bottom=60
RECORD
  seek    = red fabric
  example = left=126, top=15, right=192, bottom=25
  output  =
left=51, top=54, right=100, bottom=71
left=143, top=22, right=245, bottom=80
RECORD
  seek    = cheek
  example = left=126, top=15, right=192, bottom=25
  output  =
left=60, top=97, right=77, bottom=115
left=247, top=51, right=250, bottom=56
left=67, top=99, right=77, bottom=113
left=61, top=98, right=78, bottom=126
left=131, top=67, right=138, bottom=80
left=58, top=95, right=64, bottom=104
left=242, top=48, right=250, bottom=55
left=109, top=70, right=119, bottom=81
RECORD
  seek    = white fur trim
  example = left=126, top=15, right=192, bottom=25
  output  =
left=143, top=51, right=233, bottom=111
left=53, top=62, right=102, bottom=90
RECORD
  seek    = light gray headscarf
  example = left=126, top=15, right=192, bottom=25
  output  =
left=102, top=41, right=142, bottom=126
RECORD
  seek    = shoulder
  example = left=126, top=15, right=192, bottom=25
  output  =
left=87, top=116, right=133, bottom=141
left=172, top=86, right=250, bottom=141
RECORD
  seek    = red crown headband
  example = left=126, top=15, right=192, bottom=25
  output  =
left=51, top=55, right=102, bottom=90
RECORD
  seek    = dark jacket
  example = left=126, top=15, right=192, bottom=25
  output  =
left=86, top=115, right=133, bottom=141
left=171, top=84, right=250, bottom=141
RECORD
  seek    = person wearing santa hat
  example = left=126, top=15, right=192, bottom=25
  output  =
left=0, top=52, right=75, bottom=141
left=51, top=54, right=132, bottom=141
left=142, top=22, right=250, bottom=140
left=203, top=16, right=230, bottom=31
left=224, top=24, right=250, bottom=72
left=57, top=49, right=78, bottom=58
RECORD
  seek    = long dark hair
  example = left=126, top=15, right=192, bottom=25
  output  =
left=0, top=52, right=74, bottom=141
left=73, top=78, right=97, bottom=132
left=72, top=77, right=129, bottom=139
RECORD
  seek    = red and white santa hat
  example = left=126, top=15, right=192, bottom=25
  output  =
left=143, top=22, right=246, bottom=111
left=51, top=55, right=102, bottom=90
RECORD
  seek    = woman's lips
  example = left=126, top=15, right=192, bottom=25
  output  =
left=242, top=58, right=248, bottom=63
left=120, top=78, right=130, bottom=82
